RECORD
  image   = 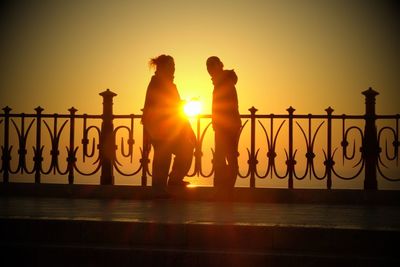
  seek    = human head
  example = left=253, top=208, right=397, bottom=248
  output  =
left=149, top=54, right=175, bottom=79
left=206, top=56, right=224, bottom=78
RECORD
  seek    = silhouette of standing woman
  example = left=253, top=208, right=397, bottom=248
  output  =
left=142, top=55, right=195, bottom=196
left=206, top=56, right=241, bottom=196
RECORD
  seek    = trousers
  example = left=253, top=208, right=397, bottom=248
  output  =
left=151, top=136, right=194, bottom=190
left=213, top=128, right=240, bottom=189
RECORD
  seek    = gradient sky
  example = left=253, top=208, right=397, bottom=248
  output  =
left=1, top=0, right=399, bottom=116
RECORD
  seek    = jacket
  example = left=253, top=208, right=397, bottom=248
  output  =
left=212, top=70, right=241, bottom=132
left=142, top=75, right=194, bottom=143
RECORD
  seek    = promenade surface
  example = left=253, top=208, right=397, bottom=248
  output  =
left=1, top=196, right=400, bottom=231
left=1, top=183, right=400, bottom=230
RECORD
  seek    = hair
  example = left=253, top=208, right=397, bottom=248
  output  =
left=206, top=56, right=224, bottom=68
left=149, top=54, right=174, bottom=71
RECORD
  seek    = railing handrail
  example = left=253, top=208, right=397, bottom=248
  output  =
left=2, top=112, right=399, bottom=120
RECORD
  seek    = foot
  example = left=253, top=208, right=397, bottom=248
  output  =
left=167, top=180, right=190, bottom=187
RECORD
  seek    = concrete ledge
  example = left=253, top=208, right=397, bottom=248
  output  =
left=1, top=217, right=398, bottom=255
left=2, top=241, right=397, bottom=267
left=0, top=216, right=398, bottom=267
left=1, top=183, right=399, bottom=205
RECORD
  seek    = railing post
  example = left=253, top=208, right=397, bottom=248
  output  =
left=325, top=107, right=334, bottom=189
left=287, top=106, right=295, bottom=189
left=193, top=116, right=202, bottom=176
left=2, top=107, right=11, bottom=183
left=34, top=106, right=44, bottom=183
left=362, top=88, right=379, bottom=190
left=141, top=126, right=150, bottom=186
left=99, top=89, right=117, bottom=185
left=249, top=106, right=258, bottom=188
left=67, top=107, right=77, bottom=184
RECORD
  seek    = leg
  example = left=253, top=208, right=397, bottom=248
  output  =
left=169, top=137, right=194, bottom=183
left=226, top=130, right=240, bottom=188
left=214, top=130, right=228, bottom=189
left=152, top=142, right=172, bottom=191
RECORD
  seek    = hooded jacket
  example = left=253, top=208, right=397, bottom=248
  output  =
left=212, top=70, right=241, bottom=132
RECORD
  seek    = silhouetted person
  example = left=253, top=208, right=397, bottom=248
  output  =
left=206, top=56, right=241, bottom=196
left=142, top=55, right=195, bottom=196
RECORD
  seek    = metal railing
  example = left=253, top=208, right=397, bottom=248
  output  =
left=1, top=88, right=399, bottom=189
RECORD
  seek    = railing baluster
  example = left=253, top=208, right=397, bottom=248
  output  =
left=287, top=106, right=295, bottom=189
left=325, top=107, right=334, bottom=189
left=18, top=114, right=26, bottom=174
left=141, top=127, right=150, bottom=186
left=68, top=107, right=77, bottom=184
left=194, top=116, right=201, bottom=176
left=34, top=106, right=44, bottom=184
left=249, top=107, right=258, bottom=188
left=2, top=107, right=11, bottom=183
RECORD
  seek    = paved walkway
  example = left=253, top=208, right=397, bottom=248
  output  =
left=1, top=197, right=400, bottom=231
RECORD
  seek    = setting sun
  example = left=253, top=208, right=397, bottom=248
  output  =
left=183, top=98, right=203, bottom=117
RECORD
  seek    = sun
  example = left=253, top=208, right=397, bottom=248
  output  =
left=183, top=98, right=203, bottom=117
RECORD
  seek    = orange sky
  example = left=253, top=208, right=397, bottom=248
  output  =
left=0, top=0, right=399, bottom=116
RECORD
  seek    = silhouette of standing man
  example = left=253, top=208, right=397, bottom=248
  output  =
left=206, top=56, right=241, bottom=196
left=142, top=55, right=195, bottom=196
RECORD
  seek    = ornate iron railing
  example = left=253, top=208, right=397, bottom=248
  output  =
left=1, top=88, right=399, bottom=189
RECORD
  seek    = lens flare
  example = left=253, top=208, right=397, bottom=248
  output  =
left=183, top=98, right=202, bottom=117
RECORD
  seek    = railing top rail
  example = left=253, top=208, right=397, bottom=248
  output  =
left=241, top=114, right=366, bottom=119
left=1, top=113, right=399, bottom=120
left=0, top=113, right=103, bottom=119
left=376, top=114, right=400, bottom=119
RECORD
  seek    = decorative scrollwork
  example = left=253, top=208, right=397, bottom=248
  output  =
left=74, top=117, right=101, bottom=176
left=255, top=119, right=285, bottom=179
left=294, top=120, right=325, bottom=180
left=377, top=117, right=400, bottom=181
left=113, top=123, right=143, bottom=177
left=187, top=119, right=214, bottom=178
left=331, top=118, right=364, bottom=180
left=42, top=117, right=69, bottom=175
left=9, top=117, right=35, bottom=174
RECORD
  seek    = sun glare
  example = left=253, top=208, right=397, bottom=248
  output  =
left=183, top=98, right=203, bottom=117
